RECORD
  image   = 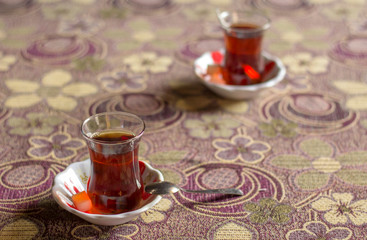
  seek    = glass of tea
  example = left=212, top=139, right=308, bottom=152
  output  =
left=216, top=9, right=270, bottom=85
left=81, top=112, right=145, bottom=214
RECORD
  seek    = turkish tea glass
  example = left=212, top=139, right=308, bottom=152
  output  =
left=217, top=9, right=270, bottom=85
left=81, top=112, right=145, bottom=214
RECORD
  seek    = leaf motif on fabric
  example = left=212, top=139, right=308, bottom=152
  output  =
left=294, top=170, right=330, bottom=190
left=0, top=219, right=40, bottom=239
left=271, top=155, right=310, bottom=169
left=148, top=150, right=188, bottom=165
left=42, top=69, right=72, bottom=87
left=346, top=96, right=367, bottom=110
left=5, top=80, right=39, bottom=93
left=47, top=95, right=77, bottom=111
left=335, top=169, right=367, bottom=186
left=336, top=151, right=367, bottom=165
left=213, top=222, right=255, bottom=240
left=62, top=83, right=98, bottom=97
left=5, top=94, right=42, bottom=108
left=299, top=138, right=333, bottom=158
left=334, top=81, right=367, bottom=95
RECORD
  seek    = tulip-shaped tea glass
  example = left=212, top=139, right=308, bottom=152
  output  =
left=216, top=9, right=270, bottom=85
left=81, top=112, right=145, bottom=214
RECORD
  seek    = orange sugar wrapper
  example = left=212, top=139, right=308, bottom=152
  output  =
left=206, top=64, right=228, bottom=85
left=71, top=191, right=92, bottom=212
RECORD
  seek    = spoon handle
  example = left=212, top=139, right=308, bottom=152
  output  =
left=180, top=188, right=243, bottom=196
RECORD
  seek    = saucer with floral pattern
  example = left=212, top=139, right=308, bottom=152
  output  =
left=194, top=49, right=286, bottom=100
left=52, top=159, right=163, bottom=226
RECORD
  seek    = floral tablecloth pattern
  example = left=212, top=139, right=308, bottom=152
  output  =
left=1, top=0, right=367, bottom=239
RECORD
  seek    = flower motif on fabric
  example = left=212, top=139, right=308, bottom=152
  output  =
left=182, top=3, right=217, bottom=22
left=99, top=7, right=128, bottom=19
left=74, top=56, right=105, bottom=72
left=122, top=52, right=173, bottom=74
left=175, top=0, right=197, bottom=3
left=27, top=132, right=85, bottom=161
left=213, top=131, right=270, bottom=164
left=308, top=0, right=335, bottom=4
left=37, top=0, right=61, bottom=3
left=0, top=145, right=9, bottom=160
left=0, top=21, right=5, bottom=41
left=0, top=21, right=37, bottom=49
left=282, top=52, right=329, bottom=74
left=333, top=81, right=367, bottom=111
left=6, top=113, right=63, bottom=136
left=0, top=51, right=16, bottom=71
left=71, top=224, right=139, bottom=240
left=140, top=198, right=172, bottom=223
left=267, top=19, right=331, bottom=52
left=98, top=68, right=148, bottom=92
left=243, top=198, right=293, bottom=224
left=5, top=69, right=97, bottom=111
left=322, top=2, right=363, bottom=21
left=349, top=18, right=367, bottom=36
left=270, top=138, right=367, bottom=191
left=169, top=79, right=249, bottom=113
left=313, top=0, right=364, bottom=4
left=105, top=19, right=183, bottom=51
left=311, top=193, right=367, bottom=226
left=286, top=221, right=352, bottom=240
left=58, top=16, right=104, bottom=36
left=207, top=0, right=231, bottom=5
left=41, top=3, right=81, bottom=20
left=183, top=114, right=242, bottom=139
left=207, top=220, right=259, bottom=240
left=259, top=119, right=298, bottom=138
left=39, top=0, right=96, bottom=3
left=275, top=75, right=310, bottom=92
left=71, top=0, right=96, bottom=5
left=0, top=218, right=44, bottom=239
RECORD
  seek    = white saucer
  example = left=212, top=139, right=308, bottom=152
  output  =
left=52, top=159, right=164, bottom=226
left=194, top=49, right=286, bottom=100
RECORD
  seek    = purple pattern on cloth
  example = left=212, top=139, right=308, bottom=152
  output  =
left=287, top=222, right=351, bottom=240
left=260, top=92, right=358, bottom=134
left=99, top=71, right=144, bottom=90
left=22, top=35, right=103, bottom=65
left=88, top=93, right=184, bottom=132
left=177, top=38, right=224, bottom=64
left=28, top=134, right=84, bottom=159
left=26, top=39, right=81, bottom=57
left=328, top=36, right=367, bottom=66
left=0, top=160, right=66, bottom=213
left=170, top=163, right=284, bottom=217
left=1, top=0, right=367, bottom=238
left=215, top=137, right=269, bottom=162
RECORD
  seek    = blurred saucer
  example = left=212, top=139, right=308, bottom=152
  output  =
left=194, top=49, right=286, bottom=100
left=52, top=159, right=164, bottom=226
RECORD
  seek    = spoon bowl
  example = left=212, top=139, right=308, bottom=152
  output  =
left=145, top=181, right=244, bottom=196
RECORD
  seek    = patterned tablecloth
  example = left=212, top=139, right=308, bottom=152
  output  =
left=1, top=0, right=367, bottom=239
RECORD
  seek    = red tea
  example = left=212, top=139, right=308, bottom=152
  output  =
left=223, top=23, right=264, bottom=85
left=87, top=130, right=143, bottom=214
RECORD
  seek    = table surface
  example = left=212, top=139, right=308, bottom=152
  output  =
left=1, top=0, right=367, bottom=239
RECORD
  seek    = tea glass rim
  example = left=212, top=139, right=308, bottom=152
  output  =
left=216, top=9, right=271, bottom=34
left=81, top=111, right=145, bottom=146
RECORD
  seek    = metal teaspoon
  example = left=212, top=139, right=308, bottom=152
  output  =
left=144, top=181, right=244, bottom=196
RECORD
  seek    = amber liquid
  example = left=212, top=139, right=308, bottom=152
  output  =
left=224, top=23, right=264, bottom=85
left=87, top=131, right=143, bottom=214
